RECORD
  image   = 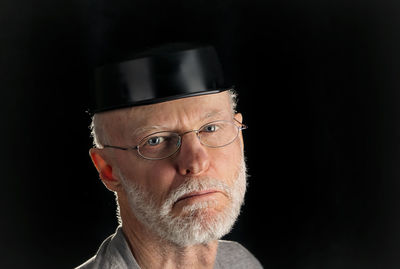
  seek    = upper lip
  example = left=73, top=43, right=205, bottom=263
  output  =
left=176, top=190, right=220, bottom=203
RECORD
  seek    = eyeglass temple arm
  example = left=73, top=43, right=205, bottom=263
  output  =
left=234, top=118, right=248, bottom=130
left=103, top=145, right=139, bottom=150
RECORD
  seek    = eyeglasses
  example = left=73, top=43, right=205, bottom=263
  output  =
left=103, top=119, right=247, bottom=160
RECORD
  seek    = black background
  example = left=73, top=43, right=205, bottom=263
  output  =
left=2, top=0, right=400, bottom=268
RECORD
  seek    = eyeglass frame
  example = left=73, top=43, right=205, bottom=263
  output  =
left=102, top=118, right=247, bottom=160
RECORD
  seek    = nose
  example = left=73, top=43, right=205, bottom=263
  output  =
left=175, top=131, right=210, bottom=176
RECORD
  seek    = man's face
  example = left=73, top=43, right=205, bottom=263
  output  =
left=103, top=92, right=247, bottom=246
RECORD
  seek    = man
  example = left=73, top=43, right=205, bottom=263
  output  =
left=77, top=43, right=263, bottom=269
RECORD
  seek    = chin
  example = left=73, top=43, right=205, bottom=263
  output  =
left=159, top=201, right=238, bottom=247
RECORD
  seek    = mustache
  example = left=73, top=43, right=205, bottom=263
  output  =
left=163, top=178, right=232, bottom=208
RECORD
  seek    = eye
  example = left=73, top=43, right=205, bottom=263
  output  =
left=146, top=136, right=165, bottom=146
left=202, top=124, right=219, bottom=133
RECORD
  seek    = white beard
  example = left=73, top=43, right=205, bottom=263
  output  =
left=118, top=157, right=247, bottom=247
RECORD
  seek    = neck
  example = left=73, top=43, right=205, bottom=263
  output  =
left=120, top=206, right=219, bottom=269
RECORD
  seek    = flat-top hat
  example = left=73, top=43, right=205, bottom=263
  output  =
left=92, top=43, right=231, bottom=114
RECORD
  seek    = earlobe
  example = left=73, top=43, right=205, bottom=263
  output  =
left=89, top=148, right=121, bottom=191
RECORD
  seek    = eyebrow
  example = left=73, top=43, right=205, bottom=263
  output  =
left=202, top=110, right=224, bottom=120
left=131, top=125, right=165, bottom=138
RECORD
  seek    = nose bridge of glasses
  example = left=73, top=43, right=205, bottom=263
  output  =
left=179, top=130, right=202, bottom=147
left=180, top=129, right=200, bottom=138
left=177, top=129, right=208, bottom=156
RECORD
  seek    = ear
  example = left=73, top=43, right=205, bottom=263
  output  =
left=234, top=113, right=245, bottom=149
left=89, top=148, right=122, bottom=192
left=234, top=112, right=243, bottom=123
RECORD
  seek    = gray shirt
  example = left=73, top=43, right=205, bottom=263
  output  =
left=75, top=227, right=263, bottom=269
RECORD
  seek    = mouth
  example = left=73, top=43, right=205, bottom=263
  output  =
left=175, top=190, right=221, bottom=204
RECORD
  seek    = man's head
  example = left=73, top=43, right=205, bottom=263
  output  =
left=88, top=43, right=248, bottom=247
left=89, top=90, right=248, bottom=247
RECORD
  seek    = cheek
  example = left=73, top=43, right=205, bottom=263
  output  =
left=209, top=142, right=243, bottom=182
left=143, top=162, right=177, bottom=189
left=121, top=159, right=178, bottom=203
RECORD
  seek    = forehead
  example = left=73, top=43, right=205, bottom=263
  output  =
left=102, top=92, right=233, bottom=141
left=127, top=91, right=231, bottom=126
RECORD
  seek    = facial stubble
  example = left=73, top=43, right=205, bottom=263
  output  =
left=118, top=157, right=247, bottom=247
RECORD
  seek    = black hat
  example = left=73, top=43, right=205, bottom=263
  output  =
left=91, top=43, right=231, bottom=114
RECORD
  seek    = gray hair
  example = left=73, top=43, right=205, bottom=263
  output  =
left=90, top=89, right=238, bottom=148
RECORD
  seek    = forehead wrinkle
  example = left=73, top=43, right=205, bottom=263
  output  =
left=131, top=125, right=165, bottom=138
left=121, top=105, right=163, bottom=139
